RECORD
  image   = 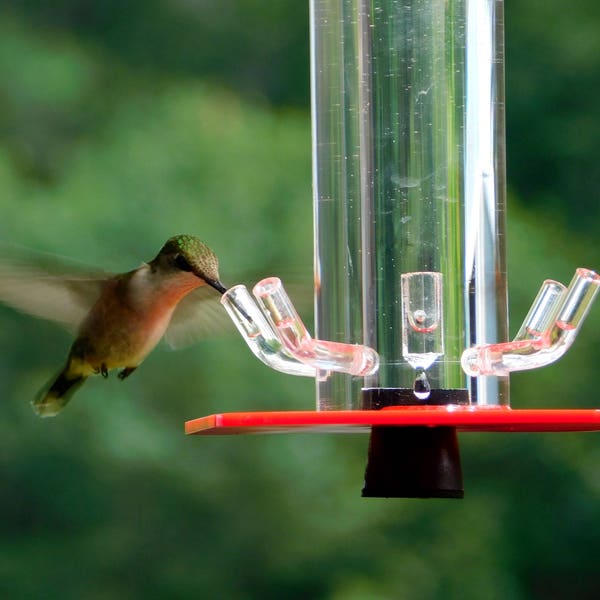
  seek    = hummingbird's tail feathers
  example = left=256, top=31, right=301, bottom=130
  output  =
left=33, top=368, right=87, bottom=417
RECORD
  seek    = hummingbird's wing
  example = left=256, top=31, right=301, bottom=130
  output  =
left=164, top=271, right=314, bottom=349
left=164, top=285, right=234, bottom=349
left=0, top=245, right=109, bottom=331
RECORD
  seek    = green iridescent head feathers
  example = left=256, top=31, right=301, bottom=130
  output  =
left=155, top=235, right=225, bottom=293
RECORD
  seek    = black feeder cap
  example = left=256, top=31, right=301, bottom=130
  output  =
left=361, top=388, right=467, bottom=499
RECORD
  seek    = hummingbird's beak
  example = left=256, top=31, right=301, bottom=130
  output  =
left=204, top=278, right=228, bottom=295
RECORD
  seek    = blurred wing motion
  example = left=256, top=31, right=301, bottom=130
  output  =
left=0, top=244, right=109, bottom=331
left=164, top=285, right=235, bottom=349
left=165, top=270, right=314, bottom=349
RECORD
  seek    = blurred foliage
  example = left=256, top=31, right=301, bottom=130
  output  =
left=0, top=2, right=599, bottom=599
left=506, top=0, right=600, bottom=233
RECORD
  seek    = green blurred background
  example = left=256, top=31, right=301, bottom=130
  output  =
left=1, top=2, right=599, bottom=598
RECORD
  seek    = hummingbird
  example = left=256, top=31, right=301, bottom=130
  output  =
left=0, top=234, right=228, bottom=417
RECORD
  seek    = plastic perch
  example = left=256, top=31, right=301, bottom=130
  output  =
left=253, top=277, right=379, bottom=377
left=221, top=284, right=317, bottom=377
left=221, top=277, right=379, bottom=379
left=461, top=268, right=600, bottom=377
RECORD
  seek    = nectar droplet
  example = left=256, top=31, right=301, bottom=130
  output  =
left=413, top=369, right=431, bottom=400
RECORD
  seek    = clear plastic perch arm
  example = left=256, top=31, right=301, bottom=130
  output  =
left=221, top=284, right=317, bottom=377
left=221, top=277, right=379, bottom=379
left=461, top=268, right=600, bottom=377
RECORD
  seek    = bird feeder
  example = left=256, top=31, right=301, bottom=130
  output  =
left=187, top=0, right=600, bottom=498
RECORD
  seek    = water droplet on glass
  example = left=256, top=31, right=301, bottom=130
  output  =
left=413, top=369, right=431, bottom=400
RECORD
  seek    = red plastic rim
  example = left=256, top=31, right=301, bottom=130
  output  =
left=185, top=406, right=600, bottom=435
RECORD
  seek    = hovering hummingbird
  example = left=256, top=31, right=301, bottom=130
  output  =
left=0, top=234, right=228, bottom=417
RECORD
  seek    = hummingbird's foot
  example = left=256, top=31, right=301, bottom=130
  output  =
left=118, top=366, right=137, bottom=381
left=95, top=363, right=109, bottom=378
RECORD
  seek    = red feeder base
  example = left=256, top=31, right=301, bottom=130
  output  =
left=185, top=406, right=600, bottom=435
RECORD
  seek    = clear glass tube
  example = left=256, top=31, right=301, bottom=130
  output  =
left=514, top=280, right=566, bottom=341
left=311, top=0, right=508, bottom=408
left=461, top=268, right=600, bottom=376
left=401, top=272, right=445, bottom=371
left=220, top=285, right=317, bottom=377
left=556, top=268, right=600, bottom=330
left=253, top=277, right=379, bottom=377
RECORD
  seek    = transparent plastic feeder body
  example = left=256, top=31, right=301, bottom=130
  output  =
left=311, top=0, right=508, bottom=409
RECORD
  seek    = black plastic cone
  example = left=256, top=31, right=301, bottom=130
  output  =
left=362, top=426, right=464, bottom=498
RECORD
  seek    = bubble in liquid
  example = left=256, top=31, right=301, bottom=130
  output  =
left=413, top=369, right=431, bottom=400
left=413, top=309, right=427, bottom=324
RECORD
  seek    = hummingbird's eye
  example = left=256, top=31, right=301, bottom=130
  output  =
left=174, top=254, right=194, bottom=272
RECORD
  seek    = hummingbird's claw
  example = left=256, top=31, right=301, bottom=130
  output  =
left=98, top=363, right=108, bottom=378
left=118, top=366, right=137, bottom=381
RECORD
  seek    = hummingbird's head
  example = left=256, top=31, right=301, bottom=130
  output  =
left=153, top=234, right=227, bottom=294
